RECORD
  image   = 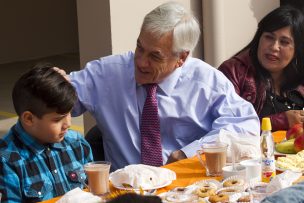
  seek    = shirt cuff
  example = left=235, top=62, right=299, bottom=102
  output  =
left=180, top=140, right=201, bottom=158
left=181, top=134, right=219, bottom=158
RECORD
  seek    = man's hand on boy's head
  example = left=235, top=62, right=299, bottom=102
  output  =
left=53, top=67, right=70, bottom=82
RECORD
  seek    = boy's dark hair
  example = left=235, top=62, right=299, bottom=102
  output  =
left=12, top=63, right=77, bottom=118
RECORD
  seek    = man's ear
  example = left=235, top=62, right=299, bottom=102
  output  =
left=176, top=51, right=189, bottom=68
left=21, top=111, right=35, bottom=127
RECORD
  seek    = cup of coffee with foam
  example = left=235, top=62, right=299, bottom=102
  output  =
left=84, top=161, right=111, bottom=195
left=197, top=142, right=228, bottom=176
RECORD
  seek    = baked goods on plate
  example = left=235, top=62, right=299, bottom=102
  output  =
left=109, top=164, right=176, bottom=190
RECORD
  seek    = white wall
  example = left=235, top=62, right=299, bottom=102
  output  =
left=203, top=0, right=280, bottom=67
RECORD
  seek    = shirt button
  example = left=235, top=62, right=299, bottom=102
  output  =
left=38, top=191, right=42, bottom=196
left=54, top=169, right=57, bottom=173
left=246, top=95, right=252, bottom=100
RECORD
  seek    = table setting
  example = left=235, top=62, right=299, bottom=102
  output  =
left=40, top=130, right=304, bottom=203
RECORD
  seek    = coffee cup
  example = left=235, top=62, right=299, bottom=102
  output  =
left=222, top=165, right=246, bottom=179
left=84, top=161, right=111, bottom=195
left=240, top=159, right=261, bottom=182
left=196, top=142, right=228, bottom=176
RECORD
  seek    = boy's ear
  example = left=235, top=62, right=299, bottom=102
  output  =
left=21, top=111, right=35, bottom=126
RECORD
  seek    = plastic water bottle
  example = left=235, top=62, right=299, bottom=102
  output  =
left=260, top=117, right=276, bottom=183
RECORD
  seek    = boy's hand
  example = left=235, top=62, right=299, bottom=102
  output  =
left=53, top=67, right=70, bottom=82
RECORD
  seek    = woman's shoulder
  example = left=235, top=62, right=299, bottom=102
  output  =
left=219, top=50, right=252, bottom=71
left=219, top=50, right=256, bottom=80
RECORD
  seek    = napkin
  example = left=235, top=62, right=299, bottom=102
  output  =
left=217, top=129, right=261, bottom=163
left=110, top=164, right=176, bottom=189
left=56, top=187, right=102, bottom=203
left=266, top=170, right=302, bottom=193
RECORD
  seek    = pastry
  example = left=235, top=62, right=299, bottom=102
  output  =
left=208, top=194, right=229, bottom=203
left=196, top=188, right=216, bottom=198
left=223, top=178, right=244, bottom=187
left=217, top=187, right=240, bottom=194
left=237, top=195, right=251, bottom=202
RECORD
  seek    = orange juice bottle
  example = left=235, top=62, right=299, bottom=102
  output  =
left=260, top=117, right=276, bottom=183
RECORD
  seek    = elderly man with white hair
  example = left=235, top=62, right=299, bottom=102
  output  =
left=67, top=2, right=259, bottom=171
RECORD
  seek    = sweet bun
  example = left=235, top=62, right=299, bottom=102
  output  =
left=222, top=176, right=245, bottom=187
left=196, top=188, right=216, bottom=198
left=195, top=180, right=220, bottom=190
left=237, top=195, right=251, bottom=202
left=208, top=194, right=229, bottom=203
left=217, top=187, right=241, bottom=195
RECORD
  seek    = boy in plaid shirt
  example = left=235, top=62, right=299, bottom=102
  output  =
left=0, top=64, right=93, bottom=202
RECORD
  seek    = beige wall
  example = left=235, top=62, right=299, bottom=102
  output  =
left=0, top=0, right=78, bottom=64
left=76, top=0, right=112, bottom=67
left=203, top=0, right=280, bottom=67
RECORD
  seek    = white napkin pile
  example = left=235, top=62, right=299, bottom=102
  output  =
left=109, top=164, right=176, bottom=189
left=56, top=187, right=102, bottom=203
left=217, top=129, right=261, bottom=163
left=266, top=170, right=302, bottom=193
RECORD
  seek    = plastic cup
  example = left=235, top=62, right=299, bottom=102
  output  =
left=84, top=161, right=111, bottom=195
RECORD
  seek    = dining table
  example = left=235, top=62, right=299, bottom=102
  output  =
left=40, top=131, right=289, bottom=203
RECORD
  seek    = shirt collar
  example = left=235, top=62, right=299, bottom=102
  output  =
left=158, top=67, right=182, bottom=96
left=15, top=121, right=66, bottom=154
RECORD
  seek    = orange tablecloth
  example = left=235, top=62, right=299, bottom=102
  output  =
left=39, top=131, right=287, bottom=203
left=40, top=156, right=216, bottom=203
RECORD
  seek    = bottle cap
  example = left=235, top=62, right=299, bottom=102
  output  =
left=261, top=117, right=272, bottom=131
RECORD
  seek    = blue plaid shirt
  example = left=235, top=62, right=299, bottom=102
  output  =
left=0, top=121, right=93, bottom=203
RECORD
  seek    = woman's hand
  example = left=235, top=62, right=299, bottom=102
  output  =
left=285, top=110, right=304, bottom=128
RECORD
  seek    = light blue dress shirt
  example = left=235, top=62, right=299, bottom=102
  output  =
left=70, top=51, right=260, bottom=171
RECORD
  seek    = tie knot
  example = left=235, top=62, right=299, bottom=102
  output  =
left=144, top=84, right=157, bottom=97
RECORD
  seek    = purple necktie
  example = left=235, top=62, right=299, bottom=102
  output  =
left=140, top=84, right=163, bottom=166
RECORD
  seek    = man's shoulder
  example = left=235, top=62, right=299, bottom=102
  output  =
left=185, top=57, right=219, bottom=73
left=98, top=51, right=134, bottom=65
left=80, top=51, right=134, bottom=76
left=181, top=57, right=235, bottom=93
left=184, top=57, right=227, bottom=81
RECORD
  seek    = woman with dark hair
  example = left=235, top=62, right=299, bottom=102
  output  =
left=219, top=6, right=304, bottom=131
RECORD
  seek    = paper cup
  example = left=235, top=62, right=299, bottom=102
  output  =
left=240, top=159, right=261, bottom=182
left=222, top=165, right=246, bottom=180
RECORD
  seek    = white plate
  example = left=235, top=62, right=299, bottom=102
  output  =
left=110, top=180, right=172, bottom=191
left=109, top=164, right=176, bottom=191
